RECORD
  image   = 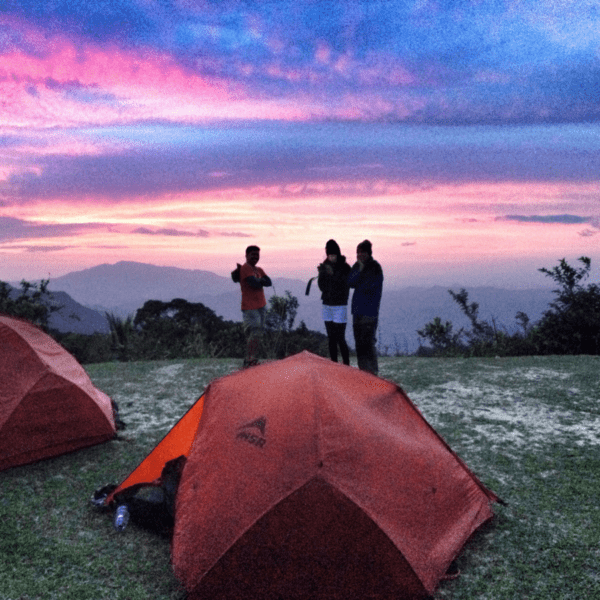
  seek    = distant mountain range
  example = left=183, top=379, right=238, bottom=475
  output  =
left=36, top=260, right=556, bottom=353
left=5, top=284, right=110, bottom=335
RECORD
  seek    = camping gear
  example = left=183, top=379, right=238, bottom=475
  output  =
left=104, top=351, right=500, bottom=599
left=100, top=455, right=186, bottom=536
left=0, top=314, right=116, bottom=471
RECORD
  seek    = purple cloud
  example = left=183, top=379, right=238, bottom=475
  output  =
left=0, top=216, right=106, bottom=241
left=3, top=123, right=600, bottom=205
left=25, top=245, right=73, bottom=252
left=132, top=227, right=210, bottom=237
left=132, top=227, right=251, bottom=238
left=498, top=215, right=591, bottom=224
left=218, top=231, right=252, bottom=238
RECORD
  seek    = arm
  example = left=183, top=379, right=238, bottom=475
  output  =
left=348, top=263, right=362, bottom=288
left=349, top=261, right=382, bottom=292
left=317, top=262, right=333, bottom=291
left=231, top=263, right=242, bottom=283
left=245, top=276, right=265, bottom=290
left=245, top=269, right=272, bottom=289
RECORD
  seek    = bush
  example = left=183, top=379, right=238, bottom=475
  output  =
left=532, top=257, right=600, bottom=355
left=99, top=294, right=327, bottom=363
left=265, top=320, right=329, bottom=360
left=0, top=279, right=56, bottom=330
left=55, top=332, right=113, bottom=364
left=417, top=257, right=600, bottom=357
left=126, top=299, right=246, bottom=361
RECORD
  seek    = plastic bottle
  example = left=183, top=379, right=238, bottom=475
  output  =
left=113, top=504, right=130, bottom=531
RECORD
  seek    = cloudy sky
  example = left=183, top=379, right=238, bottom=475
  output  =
left=1, top=0, right=598, bottom=288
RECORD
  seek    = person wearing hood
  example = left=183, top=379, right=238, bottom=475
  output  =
left=317, top=239, right=351, bottom=365
left=348, top=239, right=383, bottom=375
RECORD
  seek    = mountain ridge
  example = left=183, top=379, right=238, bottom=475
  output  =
left=42, top=261, right=555, bottom=353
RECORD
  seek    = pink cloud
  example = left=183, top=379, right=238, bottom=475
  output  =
left=357, top=52, right=416, bottom=87
left=0, top=34, right=224, bottom=99
left=315, top=41, right=332, bottom=65
left=1, top=177, right=598, bottom=287
left=265, top=62, right=303, bottom=82
left=0, top=40, right=229, bottom=122
left=333, top=52, right=353, bottom=77
left=0, top=23, right=328, bottom=126
left=2, top=21, right=323, bottom=127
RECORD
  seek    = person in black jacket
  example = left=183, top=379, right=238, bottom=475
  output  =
left=317, top=239, right=351, bottom=365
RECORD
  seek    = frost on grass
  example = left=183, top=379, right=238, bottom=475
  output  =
left=409, top=366, right=600, bottom=454
left=107, top=360, right=240, bottom=437
left=511, top=368, right=571, bottom=382
left=154, top=363, right=185, bottom=381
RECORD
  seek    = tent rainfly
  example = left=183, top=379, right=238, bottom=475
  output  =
left=105, top=351, right=500, bottom=599
left=0, top=314, right=116, bottom=471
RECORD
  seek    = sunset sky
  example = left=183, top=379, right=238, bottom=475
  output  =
left=1, top=0, right=598, bottom=289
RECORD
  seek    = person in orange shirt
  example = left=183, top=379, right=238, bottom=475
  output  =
left=231, top=246, right=272, bottom=367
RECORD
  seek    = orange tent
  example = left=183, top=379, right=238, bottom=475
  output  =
left=109, top=351, right=499, bottom=599
left=0, top=314, right=116, bottom=471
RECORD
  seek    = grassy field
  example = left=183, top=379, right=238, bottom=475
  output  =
left=1, top=354, right=599, bottom=599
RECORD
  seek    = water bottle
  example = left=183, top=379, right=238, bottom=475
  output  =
left=113, top=504, right=130, bottom=532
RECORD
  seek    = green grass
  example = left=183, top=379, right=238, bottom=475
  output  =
left=1, top=355, right=599, bottom=599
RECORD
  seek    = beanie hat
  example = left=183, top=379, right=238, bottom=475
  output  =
left=357, top=239, right=372, bottom=254
left=326, top=239, right=341, bottom=256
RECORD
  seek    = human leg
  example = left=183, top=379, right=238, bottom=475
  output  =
left=353, top=317, right=368, bottom=371
left=324, top=320, right=338, bottom=362
left=353, top=316, right=378, bottom=375
left=324, top=305, right=349, bottom=365
left=242, top=308, right=265, bottom=366
left=332, top=322, right=350, bottom=365
left=245, top=336, right=259, bottom=364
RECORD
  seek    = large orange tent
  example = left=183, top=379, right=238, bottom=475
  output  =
left=107, top=351, right=500, bottom=599
left=0, top=314, right=116, bottom=471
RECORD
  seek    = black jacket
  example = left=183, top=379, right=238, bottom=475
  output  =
left=318, top=256, right=351, bottom=306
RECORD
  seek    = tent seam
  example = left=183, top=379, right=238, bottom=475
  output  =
left=1, top=371, right=47, bottom=427
left=396, top=384, right=502, bottom=504
left=195, top=475, right=325, bottom=583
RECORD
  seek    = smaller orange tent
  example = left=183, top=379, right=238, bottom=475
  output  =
left=106, top=351, right=500, bottom=599
left=0, top=314, right=116, bottom=471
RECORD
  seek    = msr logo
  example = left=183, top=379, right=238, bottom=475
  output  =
left=236, top=417, right=267, bottom=448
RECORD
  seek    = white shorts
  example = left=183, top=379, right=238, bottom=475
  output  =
left=322, top=305, right=348, bottom=324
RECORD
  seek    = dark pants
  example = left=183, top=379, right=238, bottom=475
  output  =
left=353, top=316, right=378, bottom=375
left=324, top=321, right=350, bottom=365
